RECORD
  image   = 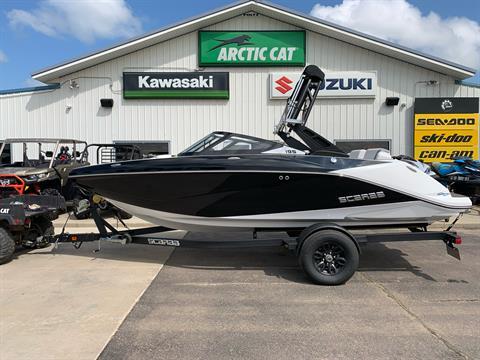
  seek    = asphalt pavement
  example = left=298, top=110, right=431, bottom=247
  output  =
left=1, top=213, right=479, bottom=360
left=99, top=229, right=480, bottom=360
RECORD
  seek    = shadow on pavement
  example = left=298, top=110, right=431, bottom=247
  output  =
left=162, top=243, right=437, bottom=284
left=16, top=231, right=437, bottom=282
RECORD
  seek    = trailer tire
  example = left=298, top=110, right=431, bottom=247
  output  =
left=299, top=230, right=359, bottom=285
left=0, top=227, right=15, bottom=265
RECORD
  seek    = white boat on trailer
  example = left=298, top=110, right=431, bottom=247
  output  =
left=56, top=65, right=470, bottom=285
left=70, top=65, right=471, bottom=232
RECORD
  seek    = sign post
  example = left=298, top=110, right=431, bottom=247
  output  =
left=198, top=31, right=305, bottom=67
left=414, top=98, right=479, bottom=162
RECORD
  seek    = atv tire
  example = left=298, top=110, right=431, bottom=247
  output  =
left=0, top=227, right=15, bottom=265
left=41, top=188, right=62, bottom=197
left=22, top=217, right=54, bottom=249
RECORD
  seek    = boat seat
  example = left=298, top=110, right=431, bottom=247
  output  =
left=363, top=148, right=392, bottom=160
left=349, top=149, right=367, bottom=159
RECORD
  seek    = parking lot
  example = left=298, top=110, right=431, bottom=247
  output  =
left=1, top=224, right=479, bottom=360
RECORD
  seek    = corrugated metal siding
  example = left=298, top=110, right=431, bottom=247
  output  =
left=1, top=13, right=479, bottom=157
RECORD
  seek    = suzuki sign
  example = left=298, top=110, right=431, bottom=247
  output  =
left=270, top=72, right=377, bottom=99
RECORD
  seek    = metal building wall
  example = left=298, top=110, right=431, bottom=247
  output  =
left=1, top=13, right=479, bottom=156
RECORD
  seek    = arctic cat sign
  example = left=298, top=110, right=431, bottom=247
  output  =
left=414, top=97, right=479, bottom=162
left=198, top=31, right=305, bottom=66
left=123, top=72, right=229, bottom=99
left=270, top=72, right=377, bottom=98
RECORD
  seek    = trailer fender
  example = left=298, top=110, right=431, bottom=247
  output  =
left=295, top=223, right=360, bottom=257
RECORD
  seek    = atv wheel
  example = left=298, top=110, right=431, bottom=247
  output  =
left=0, top=227, right=15, bottom=265
left=41, top=188, right=62, bottom=197
left=22, top=217, right=54, bottom=249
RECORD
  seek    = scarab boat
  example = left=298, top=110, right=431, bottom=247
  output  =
left=69, top=65, right=472, bottom=231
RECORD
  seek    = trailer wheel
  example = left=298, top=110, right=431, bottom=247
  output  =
left=0, top=227, right=15, bottom=265
left=299, top=230, right=359, bottom=285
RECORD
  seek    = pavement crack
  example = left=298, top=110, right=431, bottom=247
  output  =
left=360, top=273, right=470, bottom=360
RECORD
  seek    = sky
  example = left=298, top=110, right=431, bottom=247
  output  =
left=0, top=0, right=479, bottom=90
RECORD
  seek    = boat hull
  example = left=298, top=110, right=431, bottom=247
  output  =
left=106, top=198, right=465, bottom=231
left=70, top=155, right=471, bottom=231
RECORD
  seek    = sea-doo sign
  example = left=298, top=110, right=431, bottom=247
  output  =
left=198, top=31, right=305, bottom=66
left=123, top=72, right=229, bottom=99
left=270, top=72, right=377, bottom=98
left=414, top=97, right=479, bottom=162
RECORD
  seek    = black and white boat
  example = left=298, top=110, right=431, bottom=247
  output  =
left=70, top=65, right=472, bottom=232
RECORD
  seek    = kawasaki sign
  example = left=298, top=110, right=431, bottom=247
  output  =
left=270, top=72, right=377, bottom=99
left=198, top=31, right=305, bottom=66
left=123, top=72, right=229, bottom=99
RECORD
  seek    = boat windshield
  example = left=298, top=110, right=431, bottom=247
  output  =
left=178, top=132, right=283, bottom=156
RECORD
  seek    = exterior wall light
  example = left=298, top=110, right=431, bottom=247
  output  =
left=100, top=98, right=114, bottom=108
left=385, top=97, right=400, bottom=106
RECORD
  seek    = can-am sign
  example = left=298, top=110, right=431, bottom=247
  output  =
left=270, top=72, right=377, bottom=99
left=199, top=31, right=305, bottom=66
left=414, top=97, right=479, bottom=162
left=123, top=72, right=229, bottom=99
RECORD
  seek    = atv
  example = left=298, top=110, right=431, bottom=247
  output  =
left=0, top=139, right=137, bottom=219
left=0, top=138, right=88, bottom=200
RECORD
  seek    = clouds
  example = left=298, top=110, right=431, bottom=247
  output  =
left=7, top=0, right=142, bottom=43
left=0, top=50, right=7, bottom=63
left=311, top=0, right=480, bottom=69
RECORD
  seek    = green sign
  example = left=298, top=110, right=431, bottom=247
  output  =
left=198, top=31, right=305, bottom=67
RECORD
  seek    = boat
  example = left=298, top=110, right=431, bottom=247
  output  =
left=69, top=65, right=472, bottom=232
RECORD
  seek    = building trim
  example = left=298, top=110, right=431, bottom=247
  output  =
left=0, top=83, right=60, bottom=96
left=31, top=0, right=476, bottom=82
left=455, top=80, right=480, bottom=89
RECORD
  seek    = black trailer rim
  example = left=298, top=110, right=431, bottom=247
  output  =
left=312, top=241, right=347, bottom=276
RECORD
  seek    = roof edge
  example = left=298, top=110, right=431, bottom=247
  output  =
left=0, top=83, right=60, bottom=95
left=258, top=0, right=476, bottom=76
left=32, top=0, right=255, bottom=80
left=455, top=79, right=480, bottom=89
left=31, top=0, right=476, bottom=81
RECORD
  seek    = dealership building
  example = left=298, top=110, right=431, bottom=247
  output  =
left=0, top=0, right=479, bottom=161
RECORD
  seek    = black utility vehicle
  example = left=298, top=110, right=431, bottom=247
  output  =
left=0, top=195, right=66, bottom=264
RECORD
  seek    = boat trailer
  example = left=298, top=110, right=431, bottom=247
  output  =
left=46, top=205, right=463, bottom=285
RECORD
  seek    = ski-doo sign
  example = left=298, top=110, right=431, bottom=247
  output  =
left=199, top=31, right=305, bottom=66
left=414, top=97, right=479, bottom=162
left=270, top=72, right=377, bottom=98
left=123, top=72, right=229, bottom=99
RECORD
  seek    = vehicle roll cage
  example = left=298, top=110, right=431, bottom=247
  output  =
left=0, top=138, right=87, bottom=168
